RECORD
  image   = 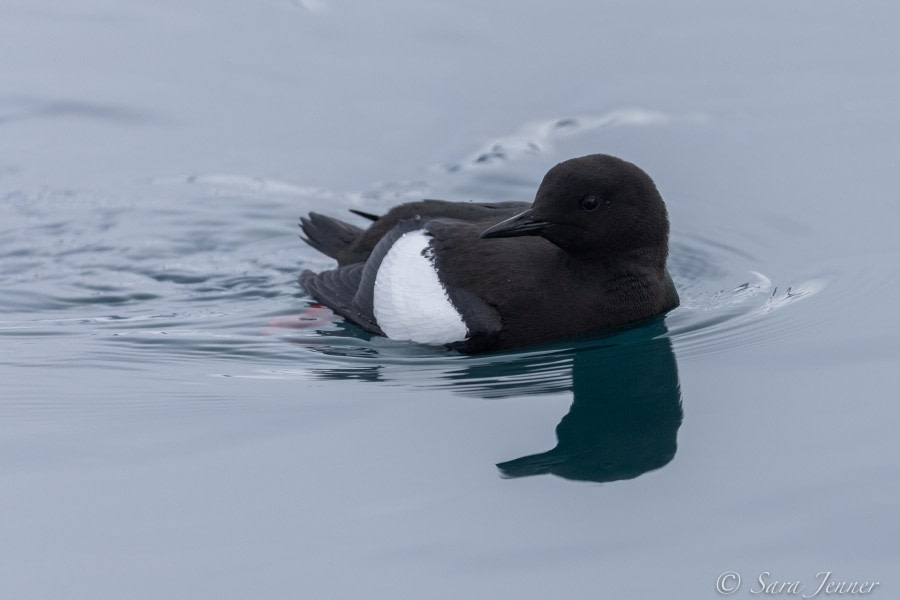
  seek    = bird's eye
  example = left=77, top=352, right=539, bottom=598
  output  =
left=580, top=195, right=601, bottom=212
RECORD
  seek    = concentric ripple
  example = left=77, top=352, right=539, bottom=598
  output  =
left=665, top=234, right=827, bottom=359
left=2, top=146, right=827, bottom=402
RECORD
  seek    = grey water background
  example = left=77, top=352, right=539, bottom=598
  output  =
left=2, top=1, right=899, bottom=598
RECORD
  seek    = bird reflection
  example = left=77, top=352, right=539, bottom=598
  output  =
left=300, top=317, right=682, bottom=484
left=496, top=320, right=682, bottom=483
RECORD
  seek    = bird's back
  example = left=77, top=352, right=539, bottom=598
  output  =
left=302, top=200, right=529, bottom=266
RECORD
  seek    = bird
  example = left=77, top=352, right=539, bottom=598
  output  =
left=298, top=154, right=679, bottom=354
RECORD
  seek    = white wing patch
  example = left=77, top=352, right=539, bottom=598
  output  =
left=373, top=230, right=468, bottom=345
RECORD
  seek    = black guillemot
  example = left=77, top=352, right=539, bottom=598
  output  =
left=299, top=154, right=679, bottom=353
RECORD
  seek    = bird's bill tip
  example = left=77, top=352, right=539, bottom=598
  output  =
left=480, top=209, right=551, bottom=239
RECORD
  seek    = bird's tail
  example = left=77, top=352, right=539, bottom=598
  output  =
left=299, top=212, right=364, bottom=260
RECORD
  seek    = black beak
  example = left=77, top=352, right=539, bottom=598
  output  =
left=480, top=209, right=551, bottom=239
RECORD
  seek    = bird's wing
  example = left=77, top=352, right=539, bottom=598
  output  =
left=300, top=216, right=503, bottom=344
left=298, top=262, right=383, bottom=333
left=299, top=217, right=426, bottom=335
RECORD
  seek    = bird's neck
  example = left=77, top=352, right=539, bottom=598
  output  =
left=563, top=245, right=673, bottom=313
left=566, top=244, right=668, bottom=276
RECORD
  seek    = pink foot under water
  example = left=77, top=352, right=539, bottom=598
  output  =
left=264, top=304, right=338, bottom=335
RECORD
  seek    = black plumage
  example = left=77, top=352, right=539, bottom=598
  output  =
left=298, top=154, right=680, bottom=353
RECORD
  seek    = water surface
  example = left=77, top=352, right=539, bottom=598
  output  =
left=2, top=1, right=899, bottom=598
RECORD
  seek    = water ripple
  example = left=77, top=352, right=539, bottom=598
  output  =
left=440, top=109, right=706, bottom=174
left=1, top=166, right=829, bottom=399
